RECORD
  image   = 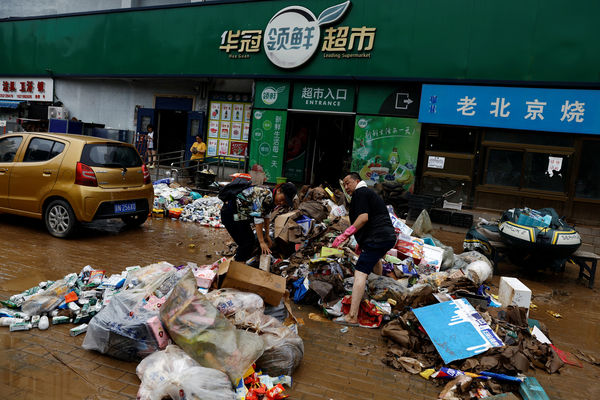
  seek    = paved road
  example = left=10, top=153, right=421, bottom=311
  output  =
left=0, top=215, right=598, bottom=399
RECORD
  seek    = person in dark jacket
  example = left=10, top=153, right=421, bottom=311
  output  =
left=332, top=172, right=397, bottom=326
left=219, top=178, right=297, bottom=261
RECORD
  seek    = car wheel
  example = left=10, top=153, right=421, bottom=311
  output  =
left=45, top=199, right=77, bottom=238
left=121, top=213, right=148, bottom=227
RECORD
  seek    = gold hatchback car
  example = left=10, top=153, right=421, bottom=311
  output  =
left=0, top=132, right=154, bottom=238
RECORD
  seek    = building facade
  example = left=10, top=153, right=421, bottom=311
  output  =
left=0, top=0, right=598, bottom=223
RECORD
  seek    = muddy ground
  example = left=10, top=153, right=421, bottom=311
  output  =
left=0, top=215, right=598, bottom=399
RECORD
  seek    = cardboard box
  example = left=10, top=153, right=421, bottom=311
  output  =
left=220, top=260, right=286, bottom=306
left=273, top=211, right=303, bottom=243
left=499, top=277, right=532, bottom=313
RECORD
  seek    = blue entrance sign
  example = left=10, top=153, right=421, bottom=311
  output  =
left=418, top=84, right=600, bottom=135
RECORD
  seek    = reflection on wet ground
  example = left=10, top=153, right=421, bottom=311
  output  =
left=0, top=217, right=598, bottom=399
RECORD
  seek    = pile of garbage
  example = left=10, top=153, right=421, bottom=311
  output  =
left=153, top=180, right=224, bottom=228
left=258, top=188, right=575, bottom=399
left=0, top=259, right=302, bottom=399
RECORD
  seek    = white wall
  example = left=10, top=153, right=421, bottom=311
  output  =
left=55, top=78, right=252, bottom=131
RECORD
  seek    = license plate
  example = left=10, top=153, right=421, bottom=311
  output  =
left=114, top=202, right=136, bottom=214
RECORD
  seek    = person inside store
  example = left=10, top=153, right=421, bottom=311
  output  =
left=332, top=172, right=397, bottom=326
left=146, top=124, right=157, bottom=168
left=189, top=134, right=207, bottom=170
left=219, top=178, right=298, bottom=262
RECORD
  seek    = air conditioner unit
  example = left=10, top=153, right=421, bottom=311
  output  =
left=48, top=106, right=69, bottom=120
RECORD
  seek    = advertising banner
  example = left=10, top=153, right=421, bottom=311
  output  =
left=249, top=109, right=287, bottom=183
left=230, top=141, right=248, bottom=157
left=207, top=139, right=218, bottom=156
left=351, top=116, right=421, bottom=191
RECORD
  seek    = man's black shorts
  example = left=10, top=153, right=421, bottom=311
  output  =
left=355, top=239, right=397, bottom=275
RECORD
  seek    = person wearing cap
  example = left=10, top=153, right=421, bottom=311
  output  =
left=219, top=178, right=297, bottom=261
left=332, top=172, right=396, bottom=326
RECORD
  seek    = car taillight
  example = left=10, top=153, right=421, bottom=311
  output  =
left=75, top=162, right=98, bottom=187
left=142, top=164, right=151, bottom=184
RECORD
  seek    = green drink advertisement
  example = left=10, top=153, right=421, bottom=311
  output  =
left=249, top=109, right=287, bottom=183
left=351, top=116, right=421, bottom=192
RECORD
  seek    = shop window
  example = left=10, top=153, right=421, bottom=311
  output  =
left=575, top=140, right=600, bottom=199
left=523, top=152, right=569, bottom=193
left=484, top=149, right=522, bottom=187
left=483, top=148, right=569, bottom=193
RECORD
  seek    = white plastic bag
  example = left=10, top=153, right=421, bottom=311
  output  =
left=204, top=288, right=264, bottom=317
left=463, top=260, right=493, bottom=285
left=136, top=345, right=235, bottom=400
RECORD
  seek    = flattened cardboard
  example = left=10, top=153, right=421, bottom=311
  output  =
left=220, top=260, right=286, bottom=306
left=273, top=211, right=303, bottom=243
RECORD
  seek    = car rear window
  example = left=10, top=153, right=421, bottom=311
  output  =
left=81, top=143, right=142, bottom=168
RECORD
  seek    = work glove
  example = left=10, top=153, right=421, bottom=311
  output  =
left=332, top=225, right=357, bottom=248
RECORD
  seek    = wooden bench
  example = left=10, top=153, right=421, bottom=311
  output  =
left=569, top=249, right=599, bottom=288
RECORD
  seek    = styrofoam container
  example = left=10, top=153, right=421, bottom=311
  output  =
left=499, top=277, right=532, bottom=314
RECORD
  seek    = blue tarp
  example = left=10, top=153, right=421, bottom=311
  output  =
left=0, top=100, right=23, bottom=109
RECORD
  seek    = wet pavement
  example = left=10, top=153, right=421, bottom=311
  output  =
left=0, top=216, right=599, bottom=399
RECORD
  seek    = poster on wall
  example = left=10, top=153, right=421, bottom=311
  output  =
left=208, top=121, right=219, bottom=138
left=242, top=123, right=250, bottom=140
left=207, top=99, right=251, bottom=160
left=221, top=103, right=232, bottom=121
left=218, top=140, right=229, bottom=156
left=232, top=104, right=244, bottom=122
left=351, top=116, right=421, bottom=192
left=249, top=109, right=287, bottom=183
left=244, top=105, right=252, bottom=123
left=210, top=103, right=221, bottom=120
left=219, top=121, right=230, bottom=139
left=231, top=122, right=242, bottom=140
left=207, top=139, right=218, bottom=156
left=230, top=141, right=248, bottom=157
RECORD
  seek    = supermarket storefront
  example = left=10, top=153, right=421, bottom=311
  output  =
left=1, top=0, right=599, bottom=221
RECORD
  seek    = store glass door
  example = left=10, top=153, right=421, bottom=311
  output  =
left=285, top=112, right=354, bottom=186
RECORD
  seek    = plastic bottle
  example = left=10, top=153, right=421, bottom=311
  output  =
left=38, top=315, right=49, bottom=330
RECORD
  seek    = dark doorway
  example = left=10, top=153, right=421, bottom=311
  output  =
left=285, top=112, right=355, bottom=186
left=156, top=109, right=188, bottom=155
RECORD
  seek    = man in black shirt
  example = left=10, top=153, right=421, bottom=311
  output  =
left=332, top=172, right=397, bottom=326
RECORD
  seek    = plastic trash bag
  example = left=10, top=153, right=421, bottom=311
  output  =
left=21, top=274, right=76, bottom=316
left=463, top=260, right=493, bottom=285
left=411, top=209, right=433, bottom=237
left=160, top=270, right=264, bottom=383
left=136, top=344, right=235, bottom=400
left=123, top=262, right=175, bottom=294
left=82, top=289, right=160, bottom=361
left=230, top=309, right=304, bottom=377
left=204, top=288, right=264, bottom=317
left=454, top=251, right=493, bottom=285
